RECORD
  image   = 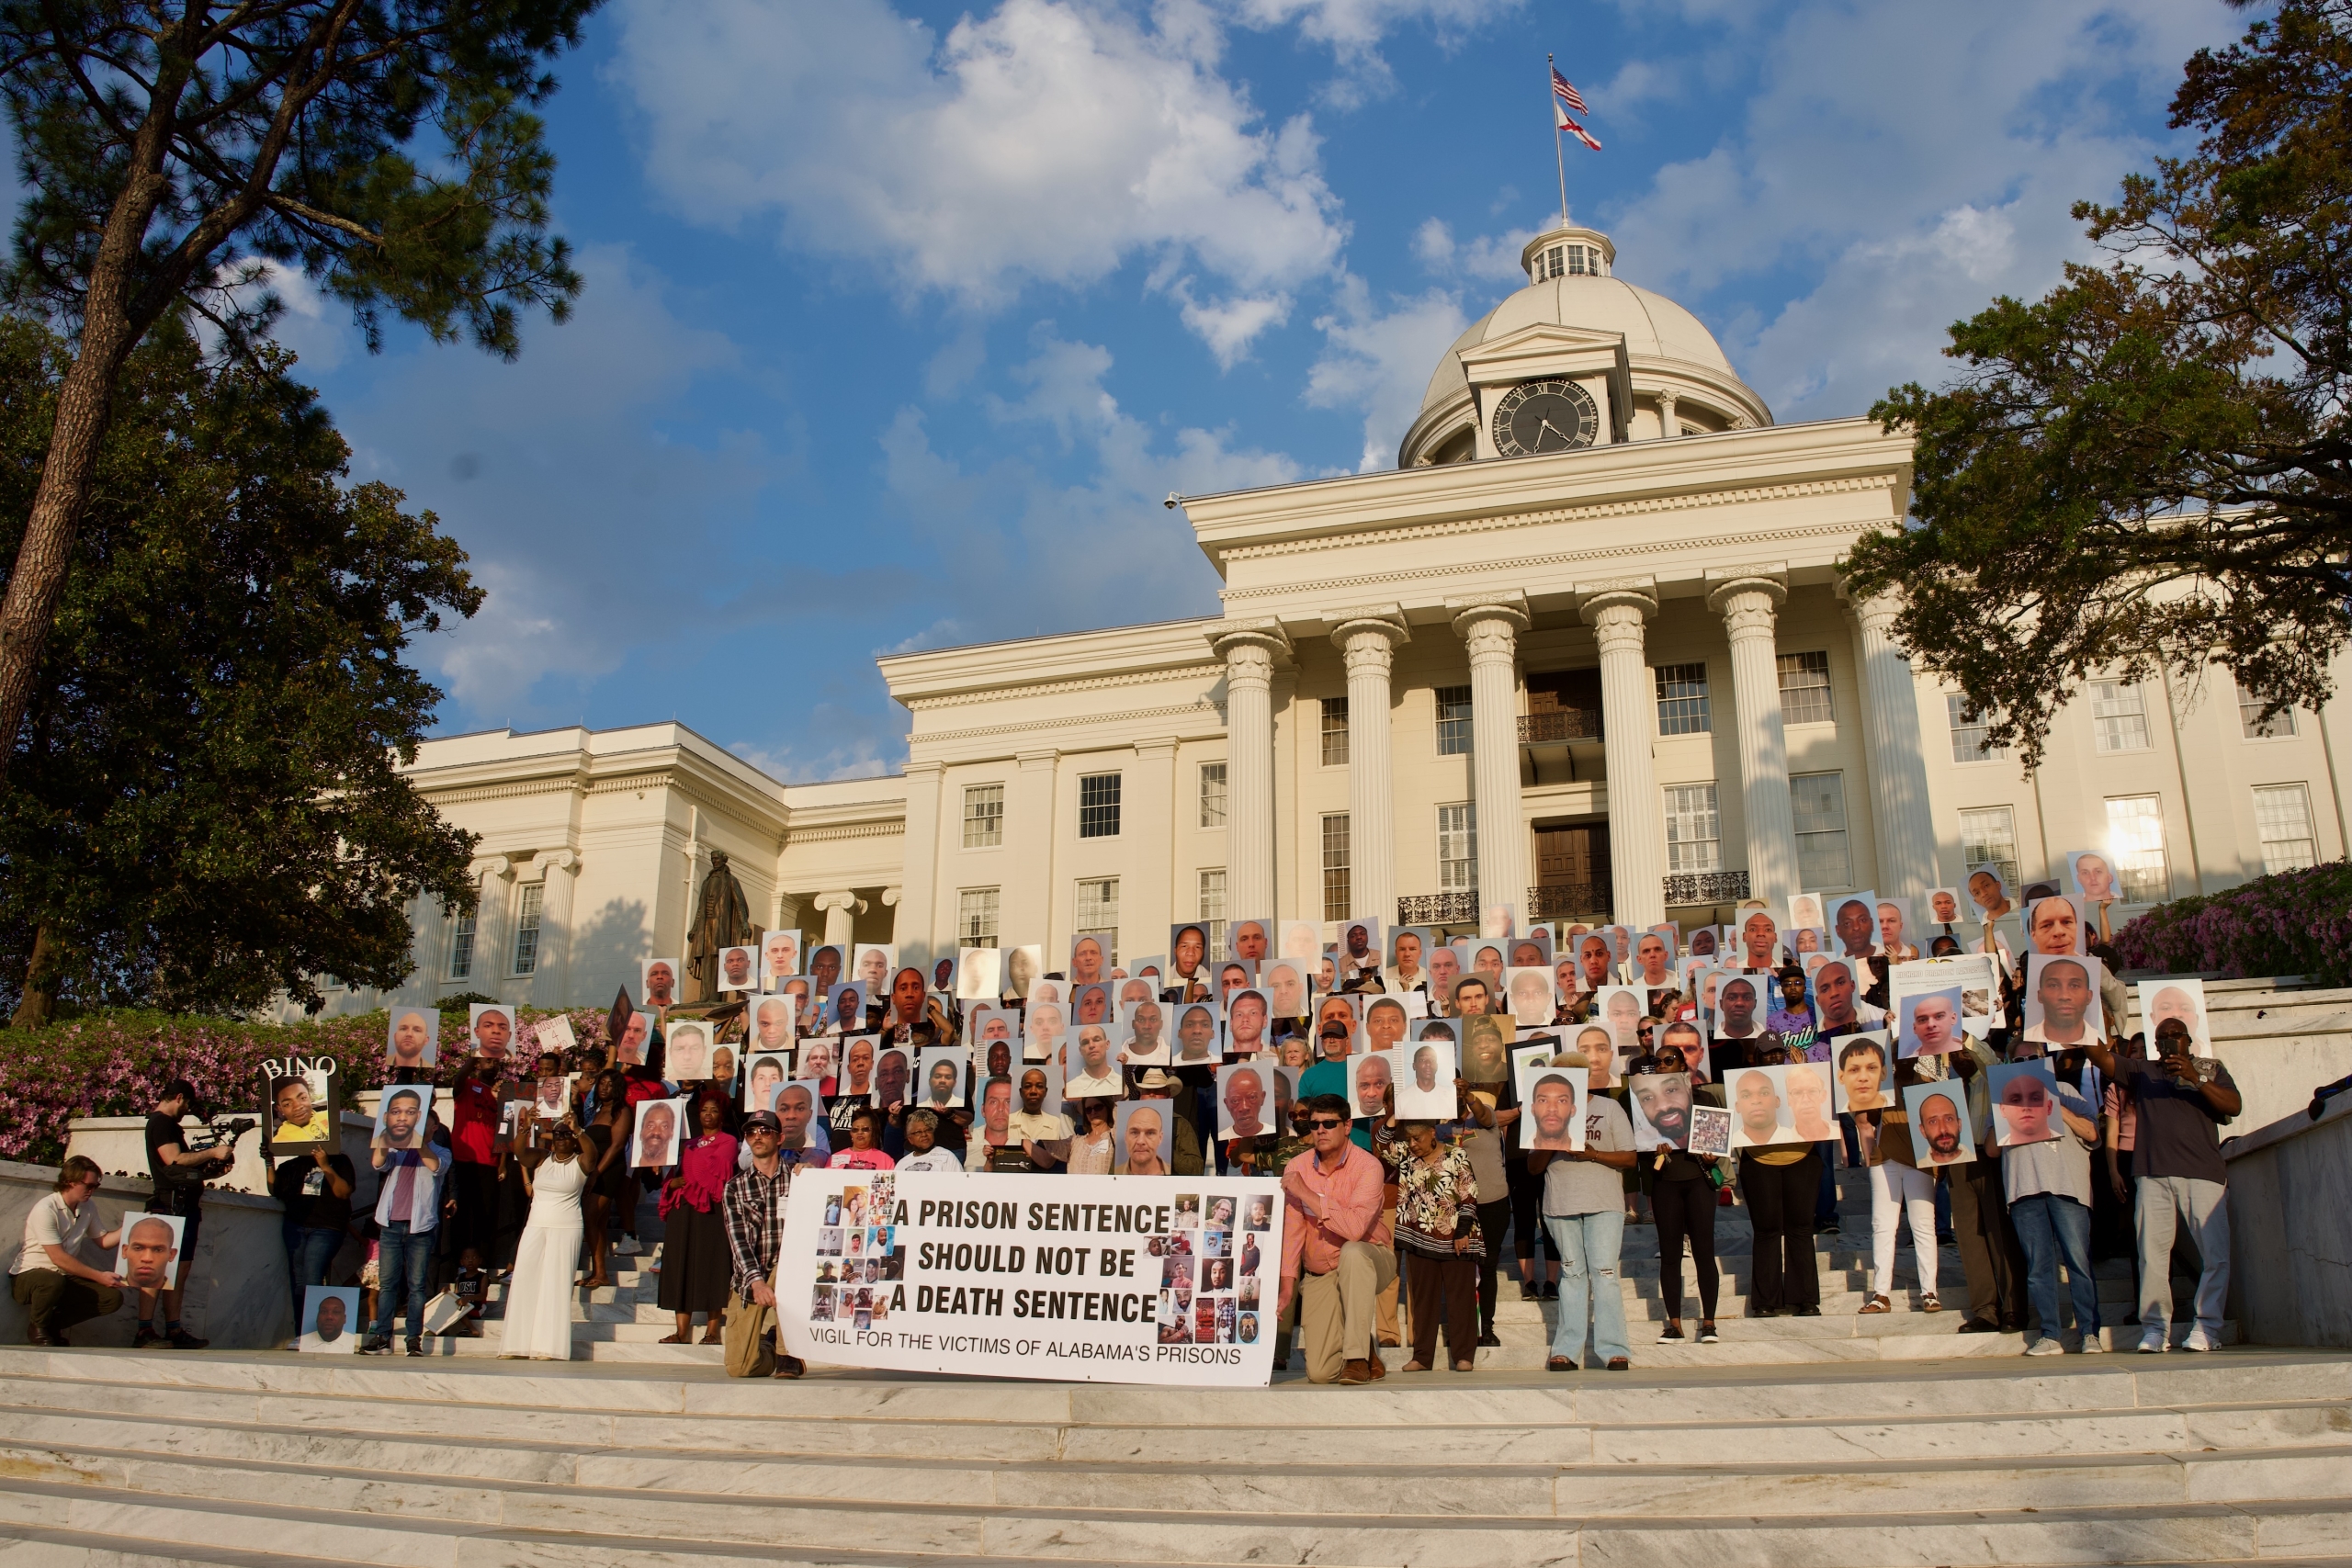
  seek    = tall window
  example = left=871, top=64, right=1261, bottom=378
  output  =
left=1663, top=784, right=1723, bottom=873
left=962, top=784, right=1004, bottom=847
left=957, top=888, right=1001, bottom=947
left=1438, top=803, right=1477, bottom=892
left=1075, top=877, right=1120, bottom=964
left=1777, top=650, right=1835, bottom=726
left=511, top=883, right=544, bottom=976
left=1078, top=772, right=1122, bottom=838
left=2105, top=795, right=2171, bottom=902
left=1655, top=663, right=1712, bottom=736
left=1198, top=762, right=1227, bottom=827
left=448, top=909, right=477, bottom=981
left=1319, top=696, right=1350, bottom=766
left=1791, top=771, right=1850, bottom=887
left=1434, top=685, right=1475, bottom=755
left=2240, top=693, right=2298, bottom=739
left=1946, top=694, right=2012, bottom=763
left=1321, top=814, right=1351, bottom=921
left=1198, top=870, right=1228, bottom=959
left=1958, top=807, right=2022, bottom=891
left=2254, top=784, right=2320, bottom=874
left=2088, top=679, right=2151, bottom=753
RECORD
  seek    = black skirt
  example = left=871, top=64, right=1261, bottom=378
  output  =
left=656, top=1200, right=732, bottom=1313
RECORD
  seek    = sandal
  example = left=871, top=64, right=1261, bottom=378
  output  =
left=1920, top=1293, right=1942, bottom=1314
left=1401, top=1359, right=1430, bottom=1372
left=1859, top=1293, right=1892, bottom=1314
left=700, top=1324, right=724, bottom=1344
left=1546, top=1355, right=1577, bottom=1372
left=656, top=1332, right=688, bottom=1344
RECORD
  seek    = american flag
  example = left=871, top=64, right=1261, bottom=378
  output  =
left=1551, top=66, right=1588, bottom=115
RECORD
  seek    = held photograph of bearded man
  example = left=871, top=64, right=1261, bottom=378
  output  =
left=1905, top=1083, right=1976, bottom=1168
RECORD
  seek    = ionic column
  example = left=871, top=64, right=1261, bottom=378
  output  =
left=894, top=761, right=944, bottom=968
left=1210, top=621, right=1290, bottom=921
left=1579, top=582, right=1666, bottom=928
left=1843, top=584, right=1939, bottom=898
left=1330, top=607, right=1409, bottom=924
left=1706, top=568, right=1799, bottom=899
left=813, top=890, right=865, bottom=947
left=1448, top=592, right=1532, bottom=919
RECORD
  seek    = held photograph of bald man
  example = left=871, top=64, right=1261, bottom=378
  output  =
left=1988, top=1062, right=2066, bottom=1147
left=2137, top=976, right=2212, bottom=1057
left=1730, top=1066, right=1804, bottom=1150
left=1905, top=1082, right=1976, bottom=1167
left=1896, top=987, right=1964, bottom=1059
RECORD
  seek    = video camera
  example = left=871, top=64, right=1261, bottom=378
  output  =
left=182, top=1116, right=257, bottom=1157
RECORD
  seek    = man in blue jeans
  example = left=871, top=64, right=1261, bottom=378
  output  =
left=364, top=1088, right=446, bottom=1355
left=1529, top=1051, right=1637, bottom=1371
left=1994, top=1065, right=2105, bottom=1354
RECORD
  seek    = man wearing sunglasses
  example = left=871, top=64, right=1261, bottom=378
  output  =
left=1276, top=1093, right=1395, bottom=1385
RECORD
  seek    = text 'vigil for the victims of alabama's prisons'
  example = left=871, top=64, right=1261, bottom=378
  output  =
left=775, top=1170, right=1286, bottom=1386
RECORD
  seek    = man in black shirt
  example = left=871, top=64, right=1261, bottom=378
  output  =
left=141, top=1079, right=234, bottom=1348
left=270, top=1142, right=356, bottom=1340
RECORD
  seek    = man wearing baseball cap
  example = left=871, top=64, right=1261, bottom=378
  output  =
left=721, top=1110, right=807, bottom=1378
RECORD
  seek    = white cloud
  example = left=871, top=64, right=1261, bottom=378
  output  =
left=879, top=331, right=1300, bottom=640
left=1306, top=274, right=1470, bottom=470
left=612, top=0, right=1348, bottom=362
left=1174, top=283, right=1293, bottom=368
left=1409, top=218, right=1534, bottom=283
left=1600, top=0, right=2242, bottom=419
left=1224, top=0, right=1521, bottom=106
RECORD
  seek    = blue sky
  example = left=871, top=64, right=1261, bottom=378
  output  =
left=260, top=0, right=2241, bottom=782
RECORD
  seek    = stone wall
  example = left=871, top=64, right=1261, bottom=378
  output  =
left=2224, top=1096, right=2352, bottom=1348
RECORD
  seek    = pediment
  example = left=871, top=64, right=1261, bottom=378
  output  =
left=1458, top=321, right=1627, bottom=387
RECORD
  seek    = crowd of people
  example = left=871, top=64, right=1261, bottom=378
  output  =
left=11, top=884, right=2248, bottom=1387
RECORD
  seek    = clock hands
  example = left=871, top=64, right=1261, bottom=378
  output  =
left=1537, top=417, right=1573, bottom=449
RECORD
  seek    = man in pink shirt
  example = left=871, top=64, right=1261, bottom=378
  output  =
left=1278, top=1092, right=1396, bottom=1384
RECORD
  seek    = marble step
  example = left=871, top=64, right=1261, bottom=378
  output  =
left=6, top=1403, right=2341, bottom=1516
left=0, top=1467, right=2344, bottom=1568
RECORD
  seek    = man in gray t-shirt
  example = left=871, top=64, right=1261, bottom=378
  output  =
left=1996, top=1071, right=2102, bottom=1355
left=1531, top=1053, right=1636, bottom=1371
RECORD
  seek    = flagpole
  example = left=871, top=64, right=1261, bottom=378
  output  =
left=1548, top=54, right=1569, bottom=229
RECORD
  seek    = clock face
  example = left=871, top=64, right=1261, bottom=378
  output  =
left=1490, top=378, right=1600, bottom=457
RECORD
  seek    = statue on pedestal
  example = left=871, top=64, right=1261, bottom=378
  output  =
left=685, top=850, right=752, bottom=1004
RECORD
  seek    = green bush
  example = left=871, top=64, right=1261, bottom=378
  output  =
left=2112, top=861, right=2352, bottom=989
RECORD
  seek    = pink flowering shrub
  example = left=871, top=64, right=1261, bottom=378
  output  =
left=0, top=1006, right=611, bottom=1167
left=2113, top=861, right=2352, bottom=989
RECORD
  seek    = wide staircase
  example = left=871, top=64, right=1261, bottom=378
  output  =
left=0, top=1342, right=2344, bottom=1566
left=448, top=1167, right=2220, bottom=1367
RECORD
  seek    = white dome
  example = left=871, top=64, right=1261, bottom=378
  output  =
left=1419, top=276, right=1741, bottom=417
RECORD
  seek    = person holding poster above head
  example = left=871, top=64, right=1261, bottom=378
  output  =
left=1278, top=1094, right=1395, bottom=1384
left=2026, top=894, right=2086, bottom=957
left=1829, top=893, right=1880, bottom=959
left=2067, top=851, right=2119, bottom=907
left=1878, top=897, right=1918, bottom=963
left=641, top=959, right=680, bottom=1010
left=1737, top=908, right=1782, bottom=972
left=1001, top=944, right=1040, bottom=1003
left=386, top=1008, right=435, bottom=1070
left=1897, top=988, right=1965, bottom=1059
left=2138, top=978, right=2212, bottom=1056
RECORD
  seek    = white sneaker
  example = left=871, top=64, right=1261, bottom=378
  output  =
left=2180, top=1327, right=2220, bottom=1353
left=2023, top=1337, right=2065, bottom=1357
left=2137, top=1333, right=2168, bottom=1354
left=2079, top=1337, right=2107, bottom=1354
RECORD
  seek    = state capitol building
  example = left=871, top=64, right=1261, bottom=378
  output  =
left=322, top=223, right=2352, bottom=1014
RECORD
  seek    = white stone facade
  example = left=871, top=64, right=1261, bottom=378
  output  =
left=335, top=224, right=2352, bottom=1012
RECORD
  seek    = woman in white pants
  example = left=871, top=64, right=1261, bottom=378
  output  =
left=1848, top=1041, right=1939, bottom=1314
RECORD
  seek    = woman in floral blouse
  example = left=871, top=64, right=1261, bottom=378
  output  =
left=1386, top=1120, right=1485, bottom=1372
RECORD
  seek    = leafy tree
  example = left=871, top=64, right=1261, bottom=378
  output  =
left=0, top=0, right=597, bottom=784
left=1842, top=0, right=2352, bottom=768
left=0, top=317, right=480, bottom=1023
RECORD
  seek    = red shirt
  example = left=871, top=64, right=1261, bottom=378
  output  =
left=450, top=1078, right=499, bottom=1165
left=1280, top=1142, right=1391, bottom=1288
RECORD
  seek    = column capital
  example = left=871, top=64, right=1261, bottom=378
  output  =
left=473, top=854, right=515, bottom=881
left=1445, top=591, right=1531, bottom=637
left=880, top=886, right=902, bottom=908
left=1577, top=578, right=1657, bottom=623
left=1703, top=564, right=1789, bottom=614
left=1836, top=578, right=1905, bottom=635
left=1330, top=606, right=1408, bottom=680
left=541, top=848, right=579, bottom=874
left=1015, top=749, right=1059, bottom=772
left=1135, top=735, right=1181, bottom=760
left=1208, top=617, right=1293, bottom=661
left=902, top=758, right=946, bottom=781
left=812, top=890, right=866, bottom=915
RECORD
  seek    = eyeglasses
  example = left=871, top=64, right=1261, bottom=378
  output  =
left=1307, top=1117, right=1346, bottom=1130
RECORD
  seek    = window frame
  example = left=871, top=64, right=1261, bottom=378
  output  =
left=1437, top=803, right=1477, bottom=894
left=1433, top=684, right=1475, bottom=756
left=961, top=783, right=1005, bottom=849
left=447, top=908, right=477, bottom=982
left=2252, top=783, right=2320, bottom=874
left=1662, top=783, right=1724, bottom=874
left=1319, top=696, right=1350, bottom=768
left=2103, top=794, right=2171, bottom=902
left=1653, top=661, right=1713, bottom=737
left=1077, top=772, right=1123, bottom=840
left=1074, top=876, right=1121, bottom=965
left=1791, top=769, right=1851, bottom=888
left=1777, top=650, right=1835, bottom=728
left=2087, top=679, right=2153, bottom=754
left=1197, top=761, right=1227, bottom=828
left=1945, top=694, right=2013, bottom=764
left=956, top=887, right=1001, bottom=948
left=1198, top=869, right=1227, bottom=959
left=1957, top=805, right=2023, bottom=892
left=510, top=881, right=544, bottom=976
left=1321, top=813, right=1351, bottom=922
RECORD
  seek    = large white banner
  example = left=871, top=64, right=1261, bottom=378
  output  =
left=775, top=1169, right=1285, bottom=1386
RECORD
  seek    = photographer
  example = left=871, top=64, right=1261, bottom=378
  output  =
left=2084, top=1021, right=2241, bottom=1353
left=12, top=1156, right=124, bottom=1345
left=141, top=1079, right=234, bottom=1348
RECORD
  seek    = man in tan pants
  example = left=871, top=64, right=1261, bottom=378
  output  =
left=1278, top=1094, right=1396, bottom=1384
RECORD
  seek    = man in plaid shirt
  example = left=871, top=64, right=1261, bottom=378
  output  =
left=722, top=1109, right=811, bottom=1378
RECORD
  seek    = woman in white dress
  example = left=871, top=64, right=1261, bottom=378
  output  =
left=500, top=1120, right=587, bottom=1359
